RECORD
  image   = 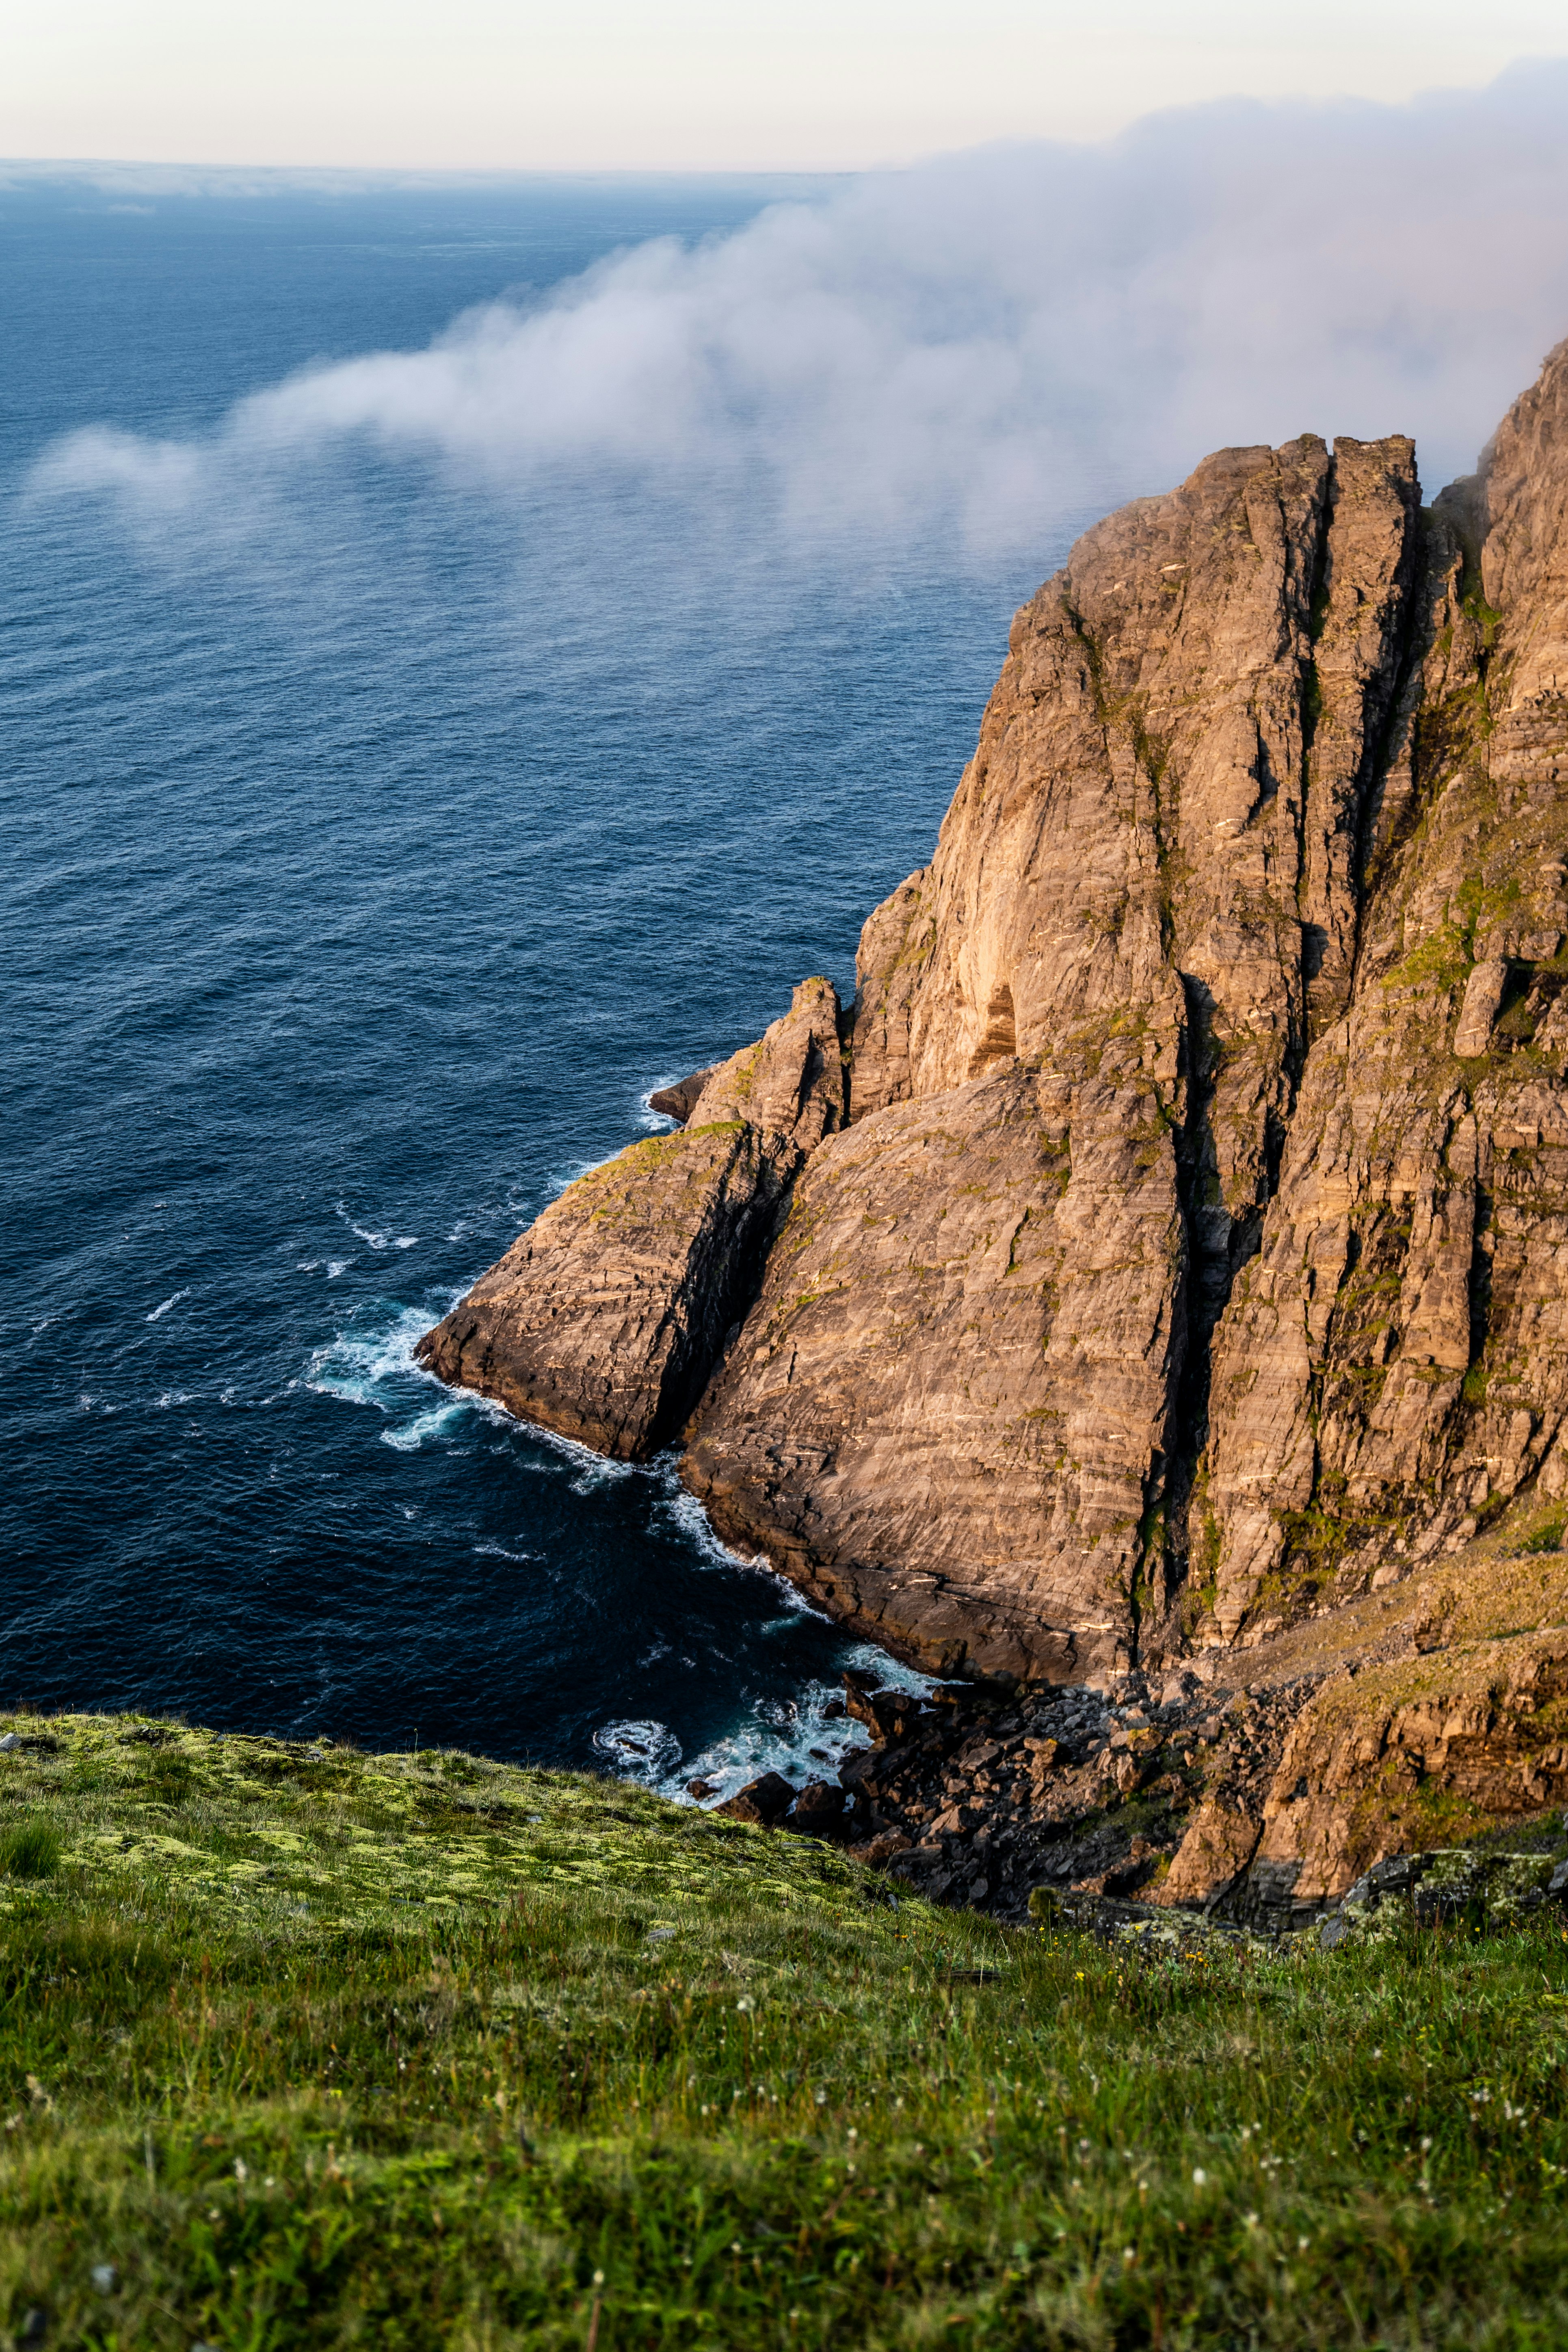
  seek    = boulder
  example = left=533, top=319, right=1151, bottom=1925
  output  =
left=713, top=1771, right=796, bottom=1826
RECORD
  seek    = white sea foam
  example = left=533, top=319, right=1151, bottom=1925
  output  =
left=305, top=1303, right=435, bottom=1406
left=634, top=1636, right=934, bottom=1807
left=473, top=1402, right=638, bottom=1482
left=655, top=1473, right=828, bottom=1617
left=472, top=1543, right=539, bottom=1562
left=593, top=1719, right=682, bottom=1779
left=638, top=1081, right=679, bottom=1133
left=336, top=1208, right=419, bottom=1251
left=382, top=1401, right=466, bottom=1451
left=573, top=1465, right=940, bottom=1804
left=146, top=1289, right=189, bottom=1322
left=547, top=1152, right=618, bottom=1199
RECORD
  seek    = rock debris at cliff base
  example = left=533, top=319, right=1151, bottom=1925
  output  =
left=421, top=337, right=1568, bottom=1913
left=727, top=1511, right=1568, bottom=1928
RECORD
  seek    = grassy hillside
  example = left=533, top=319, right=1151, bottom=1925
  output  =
left=2, top=1715, right=1568, bottom=2348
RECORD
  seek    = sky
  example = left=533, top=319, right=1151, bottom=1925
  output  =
left=7, top=0, right=1568, bottom=171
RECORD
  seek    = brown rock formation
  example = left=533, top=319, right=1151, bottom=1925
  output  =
left=1200, top=360, right=1568, bottom=1647
left=679, top=424, right=1439, bottom=1675
left=748, top=1506, right=1568, bottom=1929
left=684, top=1047, right=1183, bottom=1683
left=422, top=341, right=1568, bottom=1752
left=414, top=978, right=846, bottom=1457
left=648, top=1067, right=715, bottom=1124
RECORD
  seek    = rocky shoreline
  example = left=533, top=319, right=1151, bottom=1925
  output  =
left=719, top=1653, right=1568, bottom=1947
left=712, top=1503, right=1568, bottom=1932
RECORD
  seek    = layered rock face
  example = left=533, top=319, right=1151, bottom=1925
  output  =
left=685, top=1051, right=1183, bottom=1681
left=1201, top=361, right=1568, bottom=1645
left=415, top=978, right=846, bottom=1456
left=422, top=345, right=1568, bottom=1748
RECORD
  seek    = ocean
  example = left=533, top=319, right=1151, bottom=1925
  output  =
left=0, top=169, right=1081, bottom=1797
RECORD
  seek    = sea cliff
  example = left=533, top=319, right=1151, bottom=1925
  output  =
left=420, top=342, right=1568, bottom=1914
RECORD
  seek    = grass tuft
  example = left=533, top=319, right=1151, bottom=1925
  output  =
left=0, top=1818, right=60, bottom=1879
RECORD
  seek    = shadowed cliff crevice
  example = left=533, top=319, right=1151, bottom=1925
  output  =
left=1158, top=974, right=1239, bottom=1627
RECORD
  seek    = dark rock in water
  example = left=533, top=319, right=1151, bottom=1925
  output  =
left=686, top=1778, right=718, bottom=1801
left=843, top=1683, right=922, bottom=1741
left=714, top=1770, right=796, bottom=1825
left=649, top=1067, right=716, bottom=1123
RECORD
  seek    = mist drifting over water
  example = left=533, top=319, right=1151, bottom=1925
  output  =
left=6, top=69, right=1568, bottom=1785
left=32, top=63, right=1568, bottom=570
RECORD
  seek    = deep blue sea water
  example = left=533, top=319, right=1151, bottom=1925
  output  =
left=0, top=171, right=1079, bottom=1794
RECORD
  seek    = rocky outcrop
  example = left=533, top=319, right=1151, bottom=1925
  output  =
left=423, top=342, right=1568, bottom=1726
left=415, top=979, right=846, bottom=1457
left=684, top=428, right=1440, bottom=1673
left=1200, top=370, right=1568, bottom=1646
left=648, top=1068, right=714, bottom=1124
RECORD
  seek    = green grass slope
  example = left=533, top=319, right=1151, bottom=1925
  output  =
left=3, top=1715, right=1568, bottom=2348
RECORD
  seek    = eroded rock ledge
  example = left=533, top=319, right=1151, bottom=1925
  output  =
left=421, top=340, right=1568, bottom=1895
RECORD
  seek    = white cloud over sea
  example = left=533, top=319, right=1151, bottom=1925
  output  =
left=31, top=67, right=1568, bottom=569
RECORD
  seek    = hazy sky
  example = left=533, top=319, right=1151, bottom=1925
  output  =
left=8, top=0, right=1568, bottom=170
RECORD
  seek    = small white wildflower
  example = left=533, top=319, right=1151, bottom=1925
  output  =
left=91, top=2266, right=117, bottom=2295
left=1244, top=2211, right=1259, bottom=2228
left=234, top=2158, right=248, bottom=2183
left=1298, top=2236, right=1311, bottom=2253
left=1122, top=2247, right=1135, bottom=2265
left=1192, top=2168, right=1207, bottom=2187
left=735, top=1995, right=755, bottom=2013
left=593, top=2270, right=604, bottom=2287
left=815, top=2088, right=827, bottom=2105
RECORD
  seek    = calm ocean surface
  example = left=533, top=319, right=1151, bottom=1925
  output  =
left=0, top=171, right=1082, bottom=1794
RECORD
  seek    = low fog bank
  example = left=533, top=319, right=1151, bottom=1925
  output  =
left=29, top=65, right=1568, bottom=571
